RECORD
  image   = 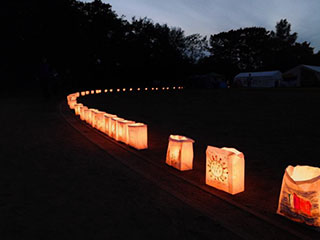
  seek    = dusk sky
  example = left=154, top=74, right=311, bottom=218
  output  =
left=98, top=0, right=320, bottom=52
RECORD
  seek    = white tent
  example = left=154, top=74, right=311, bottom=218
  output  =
left=282, top=65, right=320, bottom=87
left=233, top=71, right=282, bottom=88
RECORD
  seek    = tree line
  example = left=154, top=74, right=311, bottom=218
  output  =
left=1, top=0, right=319, bottom=95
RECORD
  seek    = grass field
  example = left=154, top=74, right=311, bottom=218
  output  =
left=81, top=88, right=320, bottom=222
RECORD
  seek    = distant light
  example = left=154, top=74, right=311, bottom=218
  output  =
left=151, top=88, right=154, bottom=91
left=123, top=88, right=126, bottom=92
left=129, top=88, right=133, bottom=91
left=162, top=87, right=165, bottom=90
left=110, top=89, right=113, bottom=92
left=91, top=90, right=94, bottom=94
left=155, top=87, right=158, bottom=90
left=173, top=87, right=176, bottom=90
left=166, top=87, right=169, bottom=90
left=117, top=89, right=120, bottom=92
left=104, top=89, right=108, bottom=93
left=145, top=88, right=148, bottom=91
left=137, top=88, right=140, bottom=91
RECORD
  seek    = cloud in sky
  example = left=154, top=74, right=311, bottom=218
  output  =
left=103, top=0, right=320, bottom=52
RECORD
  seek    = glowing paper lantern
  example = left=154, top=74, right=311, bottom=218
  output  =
left=206, top=146, right=245, bottom=195
left=74, top=103, right=83, bottom=115
left=91, top=90, right=94, bottom=94
left=117, top=120, right=135, bottom=143
left=91, top=109, right=101, bottom=128
left=84, top=108, right=90, bottom=123
left=277, top=165, right=320, bottom=228
left=88, top=108, right=98, bottom=126
left=165, top=135, right=194, bottom=171
left=80, top=106, right=88, bottom=121
left=81, top=91, right=86, bottom=96
left=67, top=93, right=78, bottom=109
left=95, top=111, right=106, bottom=132
left=86, top=91, right=90, bottom=95
left=104, top=113, right=117, bottom=136
left=110, top=117, right=124, bottom=139
left=68, top=100, right=77, bottom=109
left=127, top=123, right=148, bottom=150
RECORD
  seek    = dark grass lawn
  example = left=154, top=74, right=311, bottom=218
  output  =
left=81, top=88, right=320, bottom=222
left=0, top=96, right=241, bottom=240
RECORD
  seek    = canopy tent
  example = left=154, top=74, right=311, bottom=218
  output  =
left=282, top=65, right=320, bottom=87
left=187, top=72, right=226, bottom=89
left=233, top=71, right=282, bottom=88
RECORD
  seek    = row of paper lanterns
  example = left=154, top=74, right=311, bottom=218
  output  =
left=67, top=89, right=320, bottom=229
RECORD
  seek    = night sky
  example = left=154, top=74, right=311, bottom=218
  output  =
left=99, top=0, right=320, bottom=52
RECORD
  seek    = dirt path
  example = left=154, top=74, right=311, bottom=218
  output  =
left=0, top=96, right=240, bottom=240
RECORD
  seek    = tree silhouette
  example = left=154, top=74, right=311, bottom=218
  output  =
left=1, top=2, right=319, bottom=92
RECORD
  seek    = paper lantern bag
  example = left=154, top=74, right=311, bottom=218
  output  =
left=104, top=114, right=117, bottom=136
left=206, top=146, right=245, bottom=195
left=277, top=165, right=320, bottom=228
left=127, top=123, right=148, bottom=150
left=95, top=112, right=106, bottom=132
left=166, top=135, right=194, bottom=171
left=117, top=120, right=135, bottom=143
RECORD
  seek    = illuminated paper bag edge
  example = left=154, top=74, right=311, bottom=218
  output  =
left=127, top=123, right=148, bottom=150
left=166, top=135, right=195, bottom=171
left=277, top=165, right=320, bottom=228
left=205, top=146, right=245, bottom=195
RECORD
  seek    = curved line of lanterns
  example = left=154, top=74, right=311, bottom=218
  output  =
left=67, top=87, right=320, bottom=228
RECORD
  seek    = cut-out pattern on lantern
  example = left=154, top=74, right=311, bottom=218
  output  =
left=206, top=146, right=245, bottom=195
left=277, top=165, right=320, bottom=228
left=117, top=120, right=135, bottom=143
left=127, top=123, right=148, bottom=150
left=166, top=135, right=194, bottom=171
